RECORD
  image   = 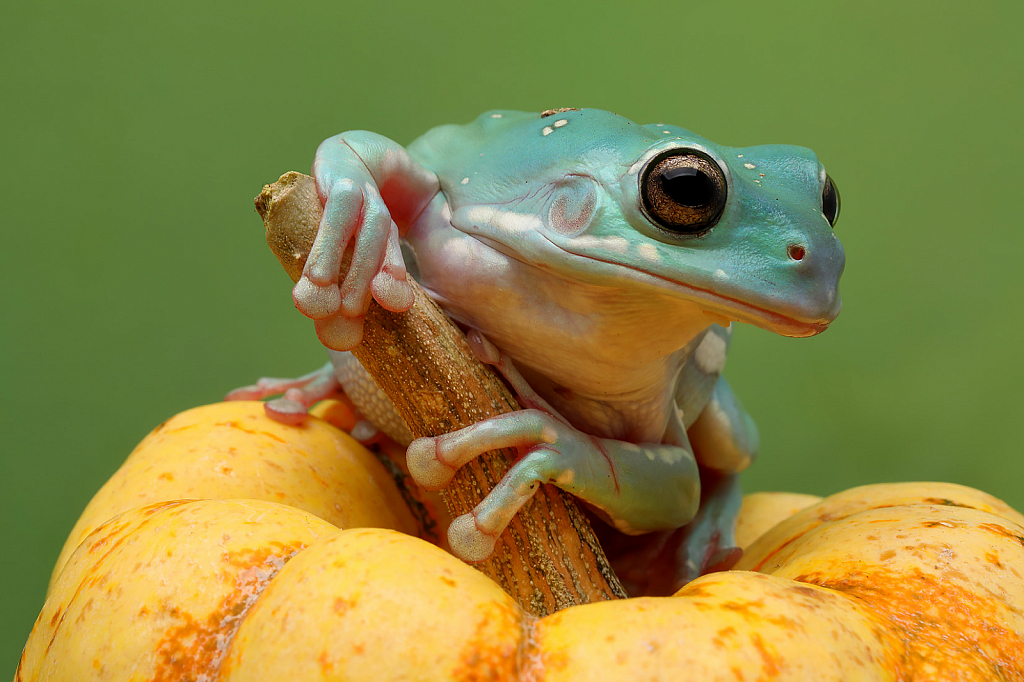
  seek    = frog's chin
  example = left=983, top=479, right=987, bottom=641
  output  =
left=718, top=303, right=834, bottom=338
left=612, top=260, right=838, bottom=337
left=668, top=279, right=837, bottom=338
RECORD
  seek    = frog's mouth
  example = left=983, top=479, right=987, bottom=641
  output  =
left=551, top=241, right=839, bottom=338
left=511, top=240, right=835, bottom=338
left=679, top=282, right=836, bottom=338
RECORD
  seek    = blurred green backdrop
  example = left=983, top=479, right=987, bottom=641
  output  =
left=3, top=0, right=1022, bottom=669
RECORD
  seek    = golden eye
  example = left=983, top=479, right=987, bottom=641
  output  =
left=641, top=150, right=727, bottom=235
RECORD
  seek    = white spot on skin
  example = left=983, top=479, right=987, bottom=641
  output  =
left=542, top=126, right=554, bottom=136
left=490, top=113, right=503, bottom=118
left=572, top=235, right=629, bottom=253
left=462, top=206, right=544, bottom=234
left=603, top=236, right=630, bottom=254
left=461, top=177, right=469, bottom=185
left=694, top=331, right=728, bottom=374
left=713, top=268, right=729, bottom=280
left=737, top=154, right=744, bottom=158
left=555, top=470, right=575, bottom=486
left=554, top=119, right=568, bottom=128
left=744, top=163, right=756, bottom=169
left=637, top=243, right=660, bottom=262
left=657, top=448, right=683, bottom=465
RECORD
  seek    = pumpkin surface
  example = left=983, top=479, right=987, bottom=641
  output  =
left=18, top=402, right=1024, bottom=681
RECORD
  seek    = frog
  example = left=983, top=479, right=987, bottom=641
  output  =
left=230, top=108, right=844, bottom=595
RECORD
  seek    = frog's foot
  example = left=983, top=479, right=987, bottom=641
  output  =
left=296, top=132, right=440, bottom=351
left=408, top=407, right=701, bottom=563
left=225, top=362, right=341, bottom=426
left=406, top=409, right=598, bottom=561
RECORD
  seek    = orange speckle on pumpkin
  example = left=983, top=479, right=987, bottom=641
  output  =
left=979, top=523, right=1024, bottom=548
left=317, top=650, right=335, bottom=674
left=259, top=430, right=287, bottom=444
left=157, top=472, right=174, bottom=482
left=451, top=601, right=521, bottom=682
left=923, top=497, right=974, bottom=509
left=750, top=632, right=782, bottom=678
left=794, top=566, right=1024, bottom=680
left=148, top=542, right=304, bottom=682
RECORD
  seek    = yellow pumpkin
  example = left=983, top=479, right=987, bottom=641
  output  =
left=18, top=402, right=1024, bottom=681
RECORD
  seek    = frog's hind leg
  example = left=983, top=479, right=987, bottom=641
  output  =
left=688, top=376, right=759, bottom=477
left=226, top=361, right=342, bottom=426
left=675, top=376, right=760, bottom=579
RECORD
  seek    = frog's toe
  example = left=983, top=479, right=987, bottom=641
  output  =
left=369, top=224, right=415, bottom=312
left=313, top=313, right=365, bottom=351
left=293, top=277, right=342, bottom=320
left=264, top=395, right=311, bottom=426
left=466, top=329, right=501, bottom=365
left=703, top=546, right=743, bottom=575
left=447, top=513, right=498, bottom=563
left=407, top=437, right=458, bottom=489
left=370, top=270, right=414, bottom=312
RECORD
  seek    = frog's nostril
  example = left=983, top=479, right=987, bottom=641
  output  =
left=787, top=244, right=806, bottom=261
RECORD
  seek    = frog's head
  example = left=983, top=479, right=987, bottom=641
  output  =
left=437, top=109, right=844, bottom=338
left=612, top=132, right=845, bottom=337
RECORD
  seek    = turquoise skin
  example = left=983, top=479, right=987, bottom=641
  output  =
left=235, top=109, right=844, bottom=594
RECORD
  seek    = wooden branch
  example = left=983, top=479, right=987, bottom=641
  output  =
left=255, top=172, right=627, bottom=615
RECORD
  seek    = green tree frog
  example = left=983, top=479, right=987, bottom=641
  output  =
left=231, top=108, right=843, bottom=594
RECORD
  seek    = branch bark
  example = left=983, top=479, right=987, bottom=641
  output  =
left=255, top=171, right=627, bottom=615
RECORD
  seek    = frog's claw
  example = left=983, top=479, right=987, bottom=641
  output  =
left=225, top=362, right=341, bottom=425
left=296, top=132, right=440, bottom=350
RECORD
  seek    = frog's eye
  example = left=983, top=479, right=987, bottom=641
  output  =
left=641, top=150, right=727, bottom=235
left=822, top=174, right=840, bottom=227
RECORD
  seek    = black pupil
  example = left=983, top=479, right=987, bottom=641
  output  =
left=822, top=177, right=839, bottom=225
left=663, top=166, right=713, bottom=208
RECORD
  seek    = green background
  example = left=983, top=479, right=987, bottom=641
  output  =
left=3, top=0, right=1022, bottom=669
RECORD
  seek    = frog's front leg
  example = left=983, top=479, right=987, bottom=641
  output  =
left=295, top=131, right=441, bottom=350
left=409, top=411, right=701, bottom=562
